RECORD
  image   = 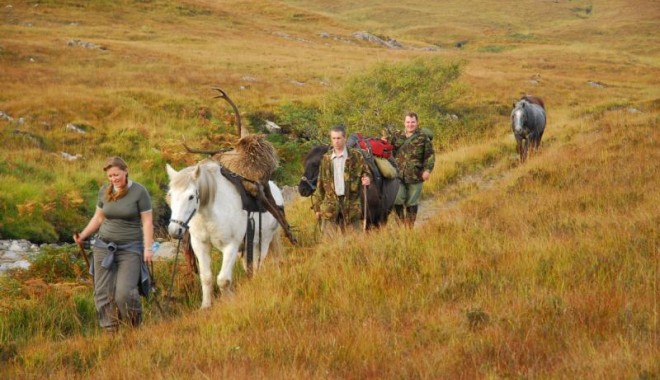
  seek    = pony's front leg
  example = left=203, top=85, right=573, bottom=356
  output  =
left=522, top=138, right=530, bottom=162
left=191, top=238, right=214, bottom=309
left=217, top=243, right=240, bottom=294
left=515, top=137, right=524, bottom=162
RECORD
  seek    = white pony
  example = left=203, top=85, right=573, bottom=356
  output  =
left=166, top=160, right=282, bottom=309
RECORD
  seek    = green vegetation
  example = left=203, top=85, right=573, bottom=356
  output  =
left=0, top=56, right=477, bottom=241
left=318, top=58, right=464, bottom=138
left=478, top=45, right=507, bottom=53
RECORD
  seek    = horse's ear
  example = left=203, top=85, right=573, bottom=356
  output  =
left=192, top=164, right=201, bottom=180
left=166, top=163, right=178, bottom=179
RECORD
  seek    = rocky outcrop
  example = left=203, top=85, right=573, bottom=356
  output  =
left=0, top=240, right=39, bottom=274
left=0, top=239, right=181, bottom=276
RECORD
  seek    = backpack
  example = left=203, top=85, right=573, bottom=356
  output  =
left=352, top=133, right=394, bottom=159
left=421, top=128, right=434, bottom=141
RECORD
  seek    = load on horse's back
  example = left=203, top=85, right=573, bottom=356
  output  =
left=213, top=134, right=296, bottom=245
left=181, top=88, right=296, bottom=246
left=511, top=95, right=547, bottom=162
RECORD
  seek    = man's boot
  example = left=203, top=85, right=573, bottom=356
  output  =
left=405, top=205, right=418, bottom=227
left=394, top=205, right=405, bottom=221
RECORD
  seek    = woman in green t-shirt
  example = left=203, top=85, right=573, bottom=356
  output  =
left=74, top=156, right=154, bottom=332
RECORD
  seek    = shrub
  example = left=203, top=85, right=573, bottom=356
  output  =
left=275, top=101, right=323, bottom=142
left=318, top=57, right=464, bottom=138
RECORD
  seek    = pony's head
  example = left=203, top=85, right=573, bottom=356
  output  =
left=511, top=100, right=529, bottom=136
left=297, top=145, right=328, bottom=197
left=166, top=162, right=216, bottom=238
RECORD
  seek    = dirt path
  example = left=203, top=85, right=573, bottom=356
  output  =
left=415, top=167, right=511, bottom=227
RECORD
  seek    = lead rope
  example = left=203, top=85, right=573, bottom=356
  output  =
left=166, top=208, right=197, bottom=305
left=148, top=261, right=165, bottom=315
left=166, top=236, right=183, bottom=306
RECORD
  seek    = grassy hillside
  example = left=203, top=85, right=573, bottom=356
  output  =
left=2, top=0, right=659, bottom=241
left=1, top=0, right=658, bottom=378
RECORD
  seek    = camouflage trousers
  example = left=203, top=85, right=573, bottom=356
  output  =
left=319, top=196, right=362, bottom=238
left=395, top=181, right=423, bottom=207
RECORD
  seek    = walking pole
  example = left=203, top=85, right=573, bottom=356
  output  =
left=362, top=184, right=368, bottom=231
left=73, top=232, right=91, bottom=274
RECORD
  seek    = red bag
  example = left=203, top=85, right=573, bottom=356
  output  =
left=355, top=133, right=394, bottom=159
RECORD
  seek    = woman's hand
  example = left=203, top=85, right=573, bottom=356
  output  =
left=144, top=248, right=153, bottom=262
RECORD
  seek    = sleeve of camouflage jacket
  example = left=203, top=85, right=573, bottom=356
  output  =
left=423, top=136, right=435, bottom=173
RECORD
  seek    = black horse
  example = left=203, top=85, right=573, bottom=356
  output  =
left=298, top=144, right=399, bottom=228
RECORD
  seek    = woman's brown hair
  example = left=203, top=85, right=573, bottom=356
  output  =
left=103, top=156, right=129, bottom=202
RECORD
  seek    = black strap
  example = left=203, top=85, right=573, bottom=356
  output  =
left=219, top=166, right=268, bottom=213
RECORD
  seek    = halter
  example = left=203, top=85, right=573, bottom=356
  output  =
left=169, top=189, right=199, bottom=231
left=300, top=175, right=318, bottom=191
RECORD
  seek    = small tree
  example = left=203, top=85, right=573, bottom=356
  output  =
left=319, top=57, right=464, bottom=137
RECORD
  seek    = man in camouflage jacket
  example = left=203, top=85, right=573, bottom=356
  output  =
left=314, top=125, right=372, bottom=236
left=384, top=111, right=435, bottom=227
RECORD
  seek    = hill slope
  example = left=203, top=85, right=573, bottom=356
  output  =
left=1, top=0, right=658, bottom=378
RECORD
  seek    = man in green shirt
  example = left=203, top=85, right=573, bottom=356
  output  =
left=384, top=111, right=435, bottom=227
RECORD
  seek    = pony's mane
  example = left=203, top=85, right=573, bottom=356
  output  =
left=520, top=95, right=545, bottom=110
left=304, top=144, right=329, bottom=164
left=170, top=160, right=219, bottom=208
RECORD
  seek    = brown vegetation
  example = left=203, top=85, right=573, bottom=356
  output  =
left=1, top=0, right=658, bottom=378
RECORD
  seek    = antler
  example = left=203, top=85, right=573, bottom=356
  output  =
left=212, top=87, right=245, bottom=138
left=181, top=135, right=230, bottom=156
left=180, top=88, right=245, bottom=156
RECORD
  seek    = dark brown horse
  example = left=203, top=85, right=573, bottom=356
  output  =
left=298, top=144, right=399, bottom=228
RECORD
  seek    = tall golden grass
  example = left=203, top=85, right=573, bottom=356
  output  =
left=1, top=0, right=658, bottom=378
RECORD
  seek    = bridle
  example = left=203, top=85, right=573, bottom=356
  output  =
left=299, top=175, right=318, bottom=191
left=169, top=189, right=200, bottom=233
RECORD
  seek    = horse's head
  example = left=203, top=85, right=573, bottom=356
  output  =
left=511, top=100, right=528, bottom=136
left=298, top=145, right=328, bottom=197
left=166, top=163, right=201, bottom=239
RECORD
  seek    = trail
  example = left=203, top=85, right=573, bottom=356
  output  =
left=415, top=164, right=512, bottom=227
